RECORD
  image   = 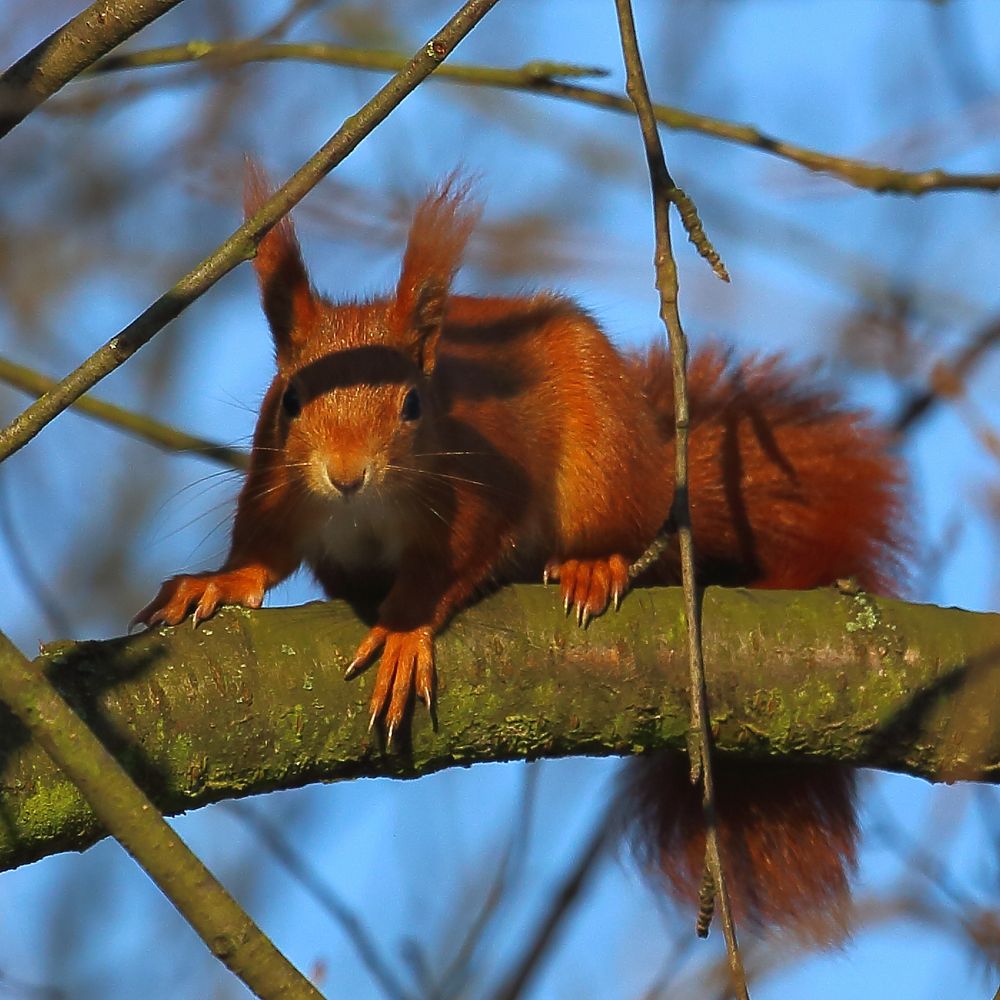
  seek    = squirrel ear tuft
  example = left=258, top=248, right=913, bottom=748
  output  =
left=244, top=157, right=318, bottom=363
left=393, top=173, right=481, bottom=375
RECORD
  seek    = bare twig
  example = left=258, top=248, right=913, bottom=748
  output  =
left=892, top=317, right=1000, bottom=436
left=83, top=39, right=1000, bottom=196
left=0, top=0, right=185, bottom=138
left=87, top=40, right=609, bottom=86
left=0, top=0, right=501, bottom=466
left=224, top=804, right=415, bottom=1000
left=0, top=477, right=74, bottom=637
left=611, top=2, right=749, bottom=997
left=488, top=805, right=615, bottom=1000
left=0, top=630, right=322, bottom=999
left=253, top=0, right=329, bottom=43
left=0, top=356, right=248, bottom=469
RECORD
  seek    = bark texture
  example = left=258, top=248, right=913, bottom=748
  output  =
left=0, top=0, right=185, bottom=137
left=1, top=586, right=997, bottom=873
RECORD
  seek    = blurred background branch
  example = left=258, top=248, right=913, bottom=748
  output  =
left=0, top=355, right=248, bottom=468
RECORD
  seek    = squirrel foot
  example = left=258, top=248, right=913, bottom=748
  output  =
left=132, top=568, right=266, bottom=629
left=543, top=555, right=630, bottom=626
left=347, top=625, right=435, bottom=743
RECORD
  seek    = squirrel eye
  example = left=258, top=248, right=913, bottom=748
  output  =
left=400, top=387, right=422, bottom=423
left=281, top=383, right=302, bottom=419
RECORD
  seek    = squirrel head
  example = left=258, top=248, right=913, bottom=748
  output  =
left=243, top=160, right=479, bottom=503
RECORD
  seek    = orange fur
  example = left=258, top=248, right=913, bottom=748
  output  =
left=622, top=346, right=905, bottom=940
left=136, top=164, right=907, bottom=938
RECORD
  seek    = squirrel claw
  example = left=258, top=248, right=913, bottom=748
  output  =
left=132, top=569, right=266, bottom=632
left=548, top=554, right=630, bottom=626
left=356, top=626, right=434, bottom=744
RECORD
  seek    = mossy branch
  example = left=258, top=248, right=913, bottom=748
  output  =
left=0, top=587, right=996, bottom=875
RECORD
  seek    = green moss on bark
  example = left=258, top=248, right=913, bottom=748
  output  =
left=0, top=585, right=997, bottom=873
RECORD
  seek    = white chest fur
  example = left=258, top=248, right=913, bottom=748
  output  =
left=302, top=493, right=407, bottom=573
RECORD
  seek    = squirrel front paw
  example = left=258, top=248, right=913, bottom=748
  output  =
left=543, top=555, right=630, bottom=626
left=346, top=625, right=435, bottom=744
left=132, top=568, right=266, bottom=629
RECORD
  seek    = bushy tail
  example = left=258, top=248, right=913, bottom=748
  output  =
left=621, top=343, right=908, bottom=942
left=623, top=754, right=857, bottom=943
left=626, top=343, right=907, bottom=594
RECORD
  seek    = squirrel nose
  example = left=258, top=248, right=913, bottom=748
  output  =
left=333, top=476, right=364, bottom=497
left=327, top=467, right=368, bottom=497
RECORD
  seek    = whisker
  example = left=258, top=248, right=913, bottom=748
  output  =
left=154, top=493, right=242, bottom=547
left=190, top=512, right=239, bottom=561
left=240, top=470, right=315, bottom=504
left=153, top=469, right=243, bottom=516
left=231, top=484, right=312, bottom=557
left=387, top=464, right=506, bottom=493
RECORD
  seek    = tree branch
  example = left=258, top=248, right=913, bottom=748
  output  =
left=0, top=629, right=321, bottom=999
left=0, top=0, right=186, bottom=138
left=488, top=804, right=615, bottom=1000
left=0, top=355, right=248, bottom=469
left=892, top=316, right=1000, bottom=436
left=0, top=587, right=996, bottom=875
left=612, top=0, right=745, bottom=989
left=0, top=0, right=501, bottom=466
left=82, top=38, right=1000, bottom=196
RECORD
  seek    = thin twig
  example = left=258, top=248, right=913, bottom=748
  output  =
left=611, top=2, right=749, bottom=998
left=0, top=0, right=502, bottom=466
left=87, top=40, right=609, bottom=86
left=0, top=477, right=74, bottom=638
left=224, top=804, right=415, bottom=1000
left=0, top=0, right=185, bottom=138
left=0, top=630, right=322, bottom=999
left=83, top=38, right=1000, bottom=196
left=253, top=0, right=328, bottom=43
left=487, top=805, right=616, bottom=1000
left=434, top=766, right=540, bottom=999
left=0, top=356, right=248, bottom=469
left=892, top=317, right=1000, bottom=436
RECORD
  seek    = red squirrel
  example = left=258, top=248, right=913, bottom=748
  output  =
left=135, top=165, right=906, bottom=936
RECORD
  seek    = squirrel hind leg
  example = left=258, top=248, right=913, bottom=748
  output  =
left=621, top=752, right=857, bottom=945
left=543, top=554, right=630, bottom=626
